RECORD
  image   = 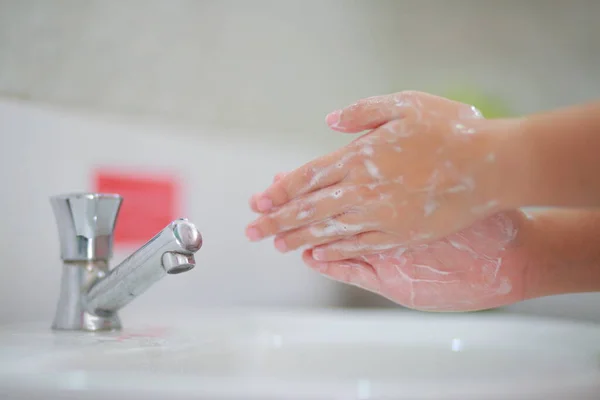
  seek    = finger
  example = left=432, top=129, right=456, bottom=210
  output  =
left=251, top=149, right=355, bottom=213
left=326, top=91, right=480, bottom=134
left=249, top=172, right=287, bottom=213
left=302, top=249, right=382, bottom=293
left=325, top=92, right=419, bottom=133
left=249, top=184, right=374, bottom=241
left=249, top=193, right=260, bottom=213
left=273, top=172, right=287, bottom=183
left=272, top=210, right=376, bottom=252
left=311, top=231, right=401, bottom=261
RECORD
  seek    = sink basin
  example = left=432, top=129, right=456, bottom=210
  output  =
left=1, top=309, right=599, bottom=399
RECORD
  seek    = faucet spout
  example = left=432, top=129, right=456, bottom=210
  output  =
left=84, top=219, right=202, bottom=316
left=49, top=192, right=203, bottom=331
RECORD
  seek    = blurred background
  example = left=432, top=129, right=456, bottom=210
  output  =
left=0, top=0, right=599, bottom=325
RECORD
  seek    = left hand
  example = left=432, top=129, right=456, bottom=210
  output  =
left=246, top=91, right=511, bottom=260
left=300, top=209, right=529, bottom=312
left=252, top=172, right=529, bottom=312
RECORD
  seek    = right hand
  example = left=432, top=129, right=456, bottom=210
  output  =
left=246, top=91, right=513, bottom=262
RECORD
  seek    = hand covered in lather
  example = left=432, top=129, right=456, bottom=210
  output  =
left=246, top=91, right=514, bottom=261
left=249, top=169, right=529, bottom=312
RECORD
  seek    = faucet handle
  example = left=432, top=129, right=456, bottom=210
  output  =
left=50, top=193, right=123, bottom=261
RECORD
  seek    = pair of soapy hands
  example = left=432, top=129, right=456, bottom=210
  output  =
left=246, top=91, right=527, bottom=312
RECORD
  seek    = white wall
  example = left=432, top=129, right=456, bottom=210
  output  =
left=1, top=0, right=599, bottom=146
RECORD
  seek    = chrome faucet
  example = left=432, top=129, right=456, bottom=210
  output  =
left=49, top=192, right=202, bottom=331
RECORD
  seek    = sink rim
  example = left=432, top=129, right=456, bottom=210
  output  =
left=1, top=309, right=600, bottom=400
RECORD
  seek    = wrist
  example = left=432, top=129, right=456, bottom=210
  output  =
left=505, top=102, right=600, bottom=208
left=519, top=209, right=600, bottom=299
left=480, top=117, right=535, bottom=210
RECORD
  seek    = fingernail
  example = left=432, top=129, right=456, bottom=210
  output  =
left=274, top=238, right=287, bottom=253
left=246, top=226, right=262, bottom=241
left=256, top=196, right=273, bottom=212
left=325, top=110, right=342, bottom=127
left=312, top=248, right=326, bottom=261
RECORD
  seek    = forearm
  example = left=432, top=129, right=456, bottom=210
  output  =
left=504, top=101, right=600, bottom=208
left=517, top=208, right=600, bottom=300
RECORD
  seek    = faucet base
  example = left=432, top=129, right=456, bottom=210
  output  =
left=51, top=261, right=123, bottom=332
left=52, top=312, right=122, bottom=332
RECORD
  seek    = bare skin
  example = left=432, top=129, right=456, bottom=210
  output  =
left=257, top=179, right=600, bottom=311
left=246, top=91, right=600, bottom=311
left=255, top=173, right=524, bottom=311
left=503, top=100, right=600, bottom=209
left=304, top=209, right=600, bottom=311
left=246, top=92, right=514, bottom=258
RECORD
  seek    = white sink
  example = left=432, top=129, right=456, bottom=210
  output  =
left=1, top=309, right=599, bottom=400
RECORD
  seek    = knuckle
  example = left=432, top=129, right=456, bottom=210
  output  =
left=329, top=186, right=345, bottom=201
left=270, top=213, right=296, bottom=233
left=301, top=165, right=315, bottom=183
left=356, top=184, right=378, bottom=202
left=329, top=249, right=346, bottom=261
left=324, top=219, right=343, bottom=236
left=282, top=233, right=299, bottom=249
left=351, top=234, right=365, bottom=250
left=336, top=149, right=360, bottom=171
left=393, top=91, right=414, bottom=105
left=286, top=229, right=312, bottom=249
left=396, top=90, right=421, bottom=99
left=346, top=99, right=367, bottom=113
left=327, top=238, right=355, bottom=257
left=385, top=116, right=417, bottom=138
left=266, top=183, right=289, bottom=205
left=273, top=169, right=311, bottom=203
left=294, top=200, right=316, bottom=221
left=264, top=214, right=283, bottom=233
left=346, top=95, right=384, bottom=114
left=301, top=165, right=325, bottom=191
left=358, top=95, right=382, bottom=108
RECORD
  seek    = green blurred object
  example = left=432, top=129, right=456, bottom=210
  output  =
left=442, top=87, right=514, bottom=119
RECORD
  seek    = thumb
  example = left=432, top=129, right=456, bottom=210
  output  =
left=325, top=93, right=410, bottom=133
